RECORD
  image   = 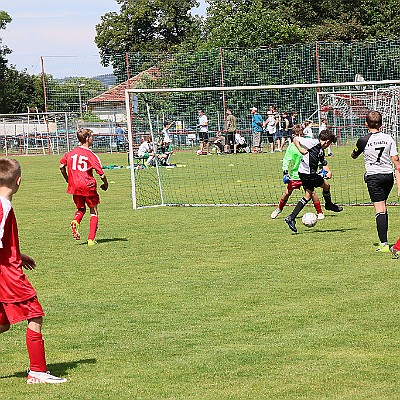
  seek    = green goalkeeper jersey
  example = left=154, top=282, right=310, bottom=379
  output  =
left=282, top=142, right=302, bottom=181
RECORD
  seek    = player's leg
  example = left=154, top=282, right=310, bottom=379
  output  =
left=71, top=195, right=86, bottom=240
left=26, top=316, right=67, bottom=384
left=85, top=194, right=100, bottom=246
left=271, top=187, right=292, bottom=219
left=311, top=191, right=324, bottom=219
left=272, top=180, right=303, bottom=219
left=321, top=180, right=343, bottom=212
left=87, top=205, right=99, bottom=246
left=365, top=174, right=392, bottom=252
left=285, top=183, right=313, bottom=232
left=26, top=316, right=47, bottom=373
left=374, top=200, right=390, bottom=251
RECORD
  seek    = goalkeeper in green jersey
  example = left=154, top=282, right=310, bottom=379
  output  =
left=271, top=124, right=329, bottom=219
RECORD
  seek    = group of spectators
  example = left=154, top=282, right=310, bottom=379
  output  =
left=113, top=105, right=332, bottom=162
left=251, top=106, right=299, bottom=153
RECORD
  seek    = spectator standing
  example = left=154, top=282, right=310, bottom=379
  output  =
left=250, top=107, right=263, bottom=153
left=198, top=110, right=209, bottom=154
left=225, top=108, right=237, bottom=153
left=115, top=123, right=126, bottom=152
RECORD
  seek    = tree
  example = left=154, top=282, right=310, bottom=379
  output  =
left=2, top=68, right=44, bottom=113
left=95, top=0, right=202, bottom=71
left=202, top=0, right=400, bottom=48
left=202, top=0, right=305, bottom=49
left=0, top=11, right=12, bottom=113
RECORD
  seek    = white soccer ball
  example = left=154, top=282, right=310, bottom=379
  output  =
left=302, top=212, right=318, bottom=227
left=196, top=149, right=202, bottom=156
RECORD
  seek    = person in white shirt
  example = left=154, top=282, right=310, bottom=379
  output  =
left=351, top=110, right=400, bottom=254
left=263, top=111, right=276, bottom=153
left=303, top=120, right=313, bottom=138
left=138, top=136, right=155, bottom=165
left=198, top=110, right=209, bottom=154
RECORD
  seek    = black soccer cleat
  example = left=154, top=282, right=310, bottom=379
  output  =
left=285, top=215, right=297, bottom=233
left=325, top=203, right=343, bottom=212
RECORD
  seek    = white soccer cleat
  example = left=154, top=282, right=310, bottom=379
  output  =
left=27, top=369, right=67, bottom=384
left=317, top=213, right=325, bottom=220
left=271, top=208, right=282, bottom=219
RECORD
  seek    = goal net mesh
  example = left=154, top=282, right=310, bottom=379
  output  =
left=125, top=82, right=400, bottom=209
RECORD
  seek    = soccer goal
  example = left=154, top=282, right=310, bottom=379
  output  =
left=124, top=80, right=400, bottom=209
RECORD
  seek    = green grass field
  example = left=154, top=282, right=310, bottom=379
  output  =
left=1, top=153, right=400, bottom=399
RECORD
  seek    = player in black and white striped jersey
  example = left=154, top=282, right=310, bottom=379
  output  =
left=351, top=110, right=400, bottom=254
left=284, top=129, right=343, bottom=233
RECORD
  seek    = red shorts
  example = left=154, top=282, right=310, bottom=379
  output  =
left=287, top=180, right=302, bottom=191
left=0, top=296, right=44, bottom=325
left=73, top=194, right=100, bottom=209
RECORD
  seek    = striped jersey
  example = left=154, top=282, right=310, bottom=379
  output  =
left=352, top=132, right=398, bottom=175
left=297, top=138, right=325, bottom=175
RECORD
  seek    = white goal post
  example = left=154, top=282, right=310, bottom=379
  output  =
left=124, top=80, right=400, bottom=209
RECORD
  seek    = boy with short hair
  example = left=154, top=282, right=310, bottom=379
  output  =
left=271, top=124, right=325, bottom=220
left=284, top=129, right=343, bottom=233
left=60, top=128, right=108, bottom=246
left=351, top=110, right=400, bottom=254
left=0, top=158, right=67, bottom=384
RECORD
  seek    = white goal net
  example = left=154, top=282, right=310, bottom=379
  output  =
left=124, top=80, right=400, bottom=209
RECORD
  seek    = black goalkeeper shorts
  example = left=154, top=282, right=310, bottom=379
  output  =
left=364, top=173, right=394, bottom=202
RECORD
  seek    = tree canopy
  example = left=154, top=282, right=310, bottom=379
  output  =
left=95, top=0, right=202, bottom=67
left=95, top=0, right=400, bottom=56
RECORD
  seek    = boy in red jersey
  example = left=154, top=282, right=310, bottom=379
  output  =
left=60, top=128, right=108, bottom=246
left=0, top=158, right=67, bottom=384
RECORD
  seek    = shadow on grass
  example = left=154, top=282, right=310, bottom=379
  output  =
left=309, top=227, right=354, bottom=233
left=0, top=358, right=97, bottom=379
left=79, top=237, right=128, bottom=246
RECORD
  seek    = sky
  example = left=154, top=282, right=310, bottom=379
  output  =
left=0, top=0, right=208, bottom=78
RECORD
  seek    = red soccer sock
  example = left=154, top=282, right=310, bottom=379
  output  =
left=73, top=209, right=85, bottom=224
left=26, top=328, right=47, bottom=372
left=393, top=238, right=400, bottom=251
left=313, top=200, right=323, bottom=214
left=278, top=199, right=287, bottom=211
left=88, top=215, right=98, bottom=241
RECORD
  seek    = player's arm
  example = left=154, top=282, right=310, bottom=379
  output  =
left=391, top=155, right=400, bottom=196
left=100, top=174, right=108, bottom=191
left=59, top=164, right=68, bottom=183
left=293, top=137, right=308, bottom=155
left=21, top=253, right=36, bottom=270
left=322, top=164, right=332, bottom=179
left=351, top=137, right=365, bottom=159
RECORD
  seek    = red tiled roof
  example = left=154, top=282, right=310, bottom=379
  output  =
left=88, top=66, right=161, bottom=103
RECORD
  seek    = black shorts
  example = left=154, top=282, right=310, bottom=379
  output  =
left=298, top=172, right=324, bottom=191
left=266, top=132, right=274, bottom=143
left=199, top=132, right=209, bottom=142
left=364, top=173, right=394, bottom=202
left=226, top=132, right=235, bottom=147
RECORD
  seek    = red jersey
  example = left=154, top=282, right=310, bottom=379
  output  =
left=0, top=197, right=37, bottom=303
left=60, top=146, right=105, bottom=196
